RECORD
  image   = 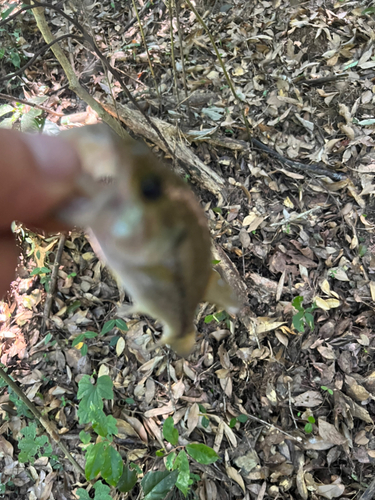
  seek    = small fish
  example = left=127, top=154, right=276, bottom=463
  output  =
left=60, top=124, right=238, bottom=356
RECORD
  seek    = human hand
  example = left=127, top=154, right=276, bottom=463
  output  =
left=0, top=129, right=81, bottom=297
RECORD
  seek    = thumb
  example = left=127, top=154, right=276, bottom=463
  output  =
left=0, top=129, right=81, bottom=297
left=0, top=129, right=81, bottom=230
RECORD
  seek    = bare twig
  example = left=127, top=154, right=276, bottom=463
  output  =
left=175, top=0, right=188, bottom=102
left=131, top=0, right=160, bottom=102
left=0, top=92, right=64, bottom=116
left=0, top=34, right=83, bottom=84
left=245, top=411, right=303, bottom=442
left=41, top=233, right=65, bottom=334
left=288, top=381, right=298, bottom=429
left=167, top=0, right=180, bottom=103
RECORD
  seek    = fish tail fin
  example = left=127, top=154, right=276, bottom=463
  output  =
left=152, top=327, right=196, bottom=357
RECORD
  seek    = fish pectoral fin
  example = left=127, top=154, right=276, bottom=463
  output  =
left=203, top=269, right=240, bottom=314
left=152, top=327, right=196, bottom=358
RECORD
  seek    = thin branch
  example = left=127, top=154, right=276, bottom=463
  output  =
left=41, top=233, right=65, bottom=334
left=0, top=34, right=84, bottom=84
left=175, top=0, right=188, bottom=101
left=30, top=0, right=172, bottom=155
left=131, top=0, right=160, bottom=102
left=0, top=365, right=86, bottom=477
left=0, top=92, right=64, bottom=116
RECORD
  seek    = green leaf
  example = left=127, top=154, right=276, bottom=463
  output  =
left=292, top=296, right=304, bottom=312
left=92, top=409, right=118, bottom=437
left=1, top=4, right=17, bottom=19
left=81, top=344, right=88, bottom=356
left=76, top=488, right=90, bottom=500
left=155, top=450, right=164, bottom=457
left=307, top=416, right=315, bottom=424
left=72, top=334, right=85, bottom=347
left=30, top=267, right=41, bottom=276
left=305, top=312, right=314, bottom=330
left=79, top=430, right=91, bottom=445
left=18, top=424, right=49, bottom=463
left=237, top=414, right=248, bottom=424
left=101, top=445, right=123, bottom=486
left=189, top=473, right=200, bottom=484
left=101, top=319, right=116, bottom=335
left=174, top=450, right=190, bottom=497
left=358, top=244, right=367, bottom=257
left=84, top=331, right=98, bottom=339
left=20, top=107, right=43, bottom=133
left=115, top=318, right=129, bottom=331
left=186, top=444, right=219, bottom=465
left=292, top=311, right=305, bottom=333
left=165, top=451, right=176, bottom=470
left=304, top=423, right=313, bottom=434
left=109, top=335, right=120, bottom=346
left=229, top=417, right=237, bottom=428
left=130, top=462, right=142, bottom=474
left=67, top=300, right=81, bottom=314
left=44, top=333, right=52, bottom=344
left=117, top=465, right=138, bottom=493
left=201, top=416, right=209, bottom=428
left=141, top=470, right=179, bottom=500
left=213, top=310, right=228, bottom=322
left=125, top=398, right=135, bottom=405
left=77, top=375, right=114, bottom=424
left=204, top=314, right=213, bottom=324
left=85, top=442, right=106, bottom=480
left=163, top=417, right=179, bottom=446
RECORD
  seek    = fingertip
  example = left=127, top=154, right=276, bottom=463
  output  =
left=22, top=132, right=81, bottom=179
left=0, top=237, right=18, bottom=299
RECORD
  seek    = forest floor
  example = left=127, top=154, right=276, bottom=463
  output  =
left=1, top=0, right=375, bottom=499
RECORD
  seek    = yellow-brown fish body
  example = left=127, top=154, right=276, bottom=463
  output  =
left=61, top=125, right=215, bottom=356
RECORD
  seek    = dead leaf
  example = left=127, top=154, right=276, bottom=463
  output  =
left=318, top=419, right=347, bottom=446
left=294, top=391, right=323, bottom=408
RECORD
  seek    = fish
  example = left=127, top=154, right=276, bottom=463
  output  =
left=59, top=124, right=238, bottom=356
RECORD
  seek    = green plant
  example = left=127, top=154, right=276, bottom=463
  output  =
left=199, top=404, right=210, bottom=428
left=76, top=375, right=212, bottom=498
left=77, top=375, right=123, bottom=487
left=321, top=386, right=333, bottom=396
left=30, top=266, right=51, bottom=292
left=18, top=423, right=53, bottom=463
left=229, top=414, right=248, bottom=428
left=292, top=296, right=316, bottom=333
left=161, top=416, right=219, bottom=496
left=358, top=244, right=367, bottom=257
left=204, top=310, right=230, bottom=328
left=304, top=415, right=315, bottom=434
left=72, top=318, right=129, bottom=355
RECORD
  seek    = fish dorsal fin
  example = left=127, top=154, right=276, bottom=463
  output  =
left=203, top=269, right=239, bottom=314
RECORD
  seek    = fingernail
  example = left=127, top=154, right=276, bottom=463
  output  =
left=23, top=133, right=81, bottom=179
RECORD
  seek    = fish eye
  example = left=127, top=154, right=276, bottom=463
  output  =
left=140, top=174, right=162, bottom=201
